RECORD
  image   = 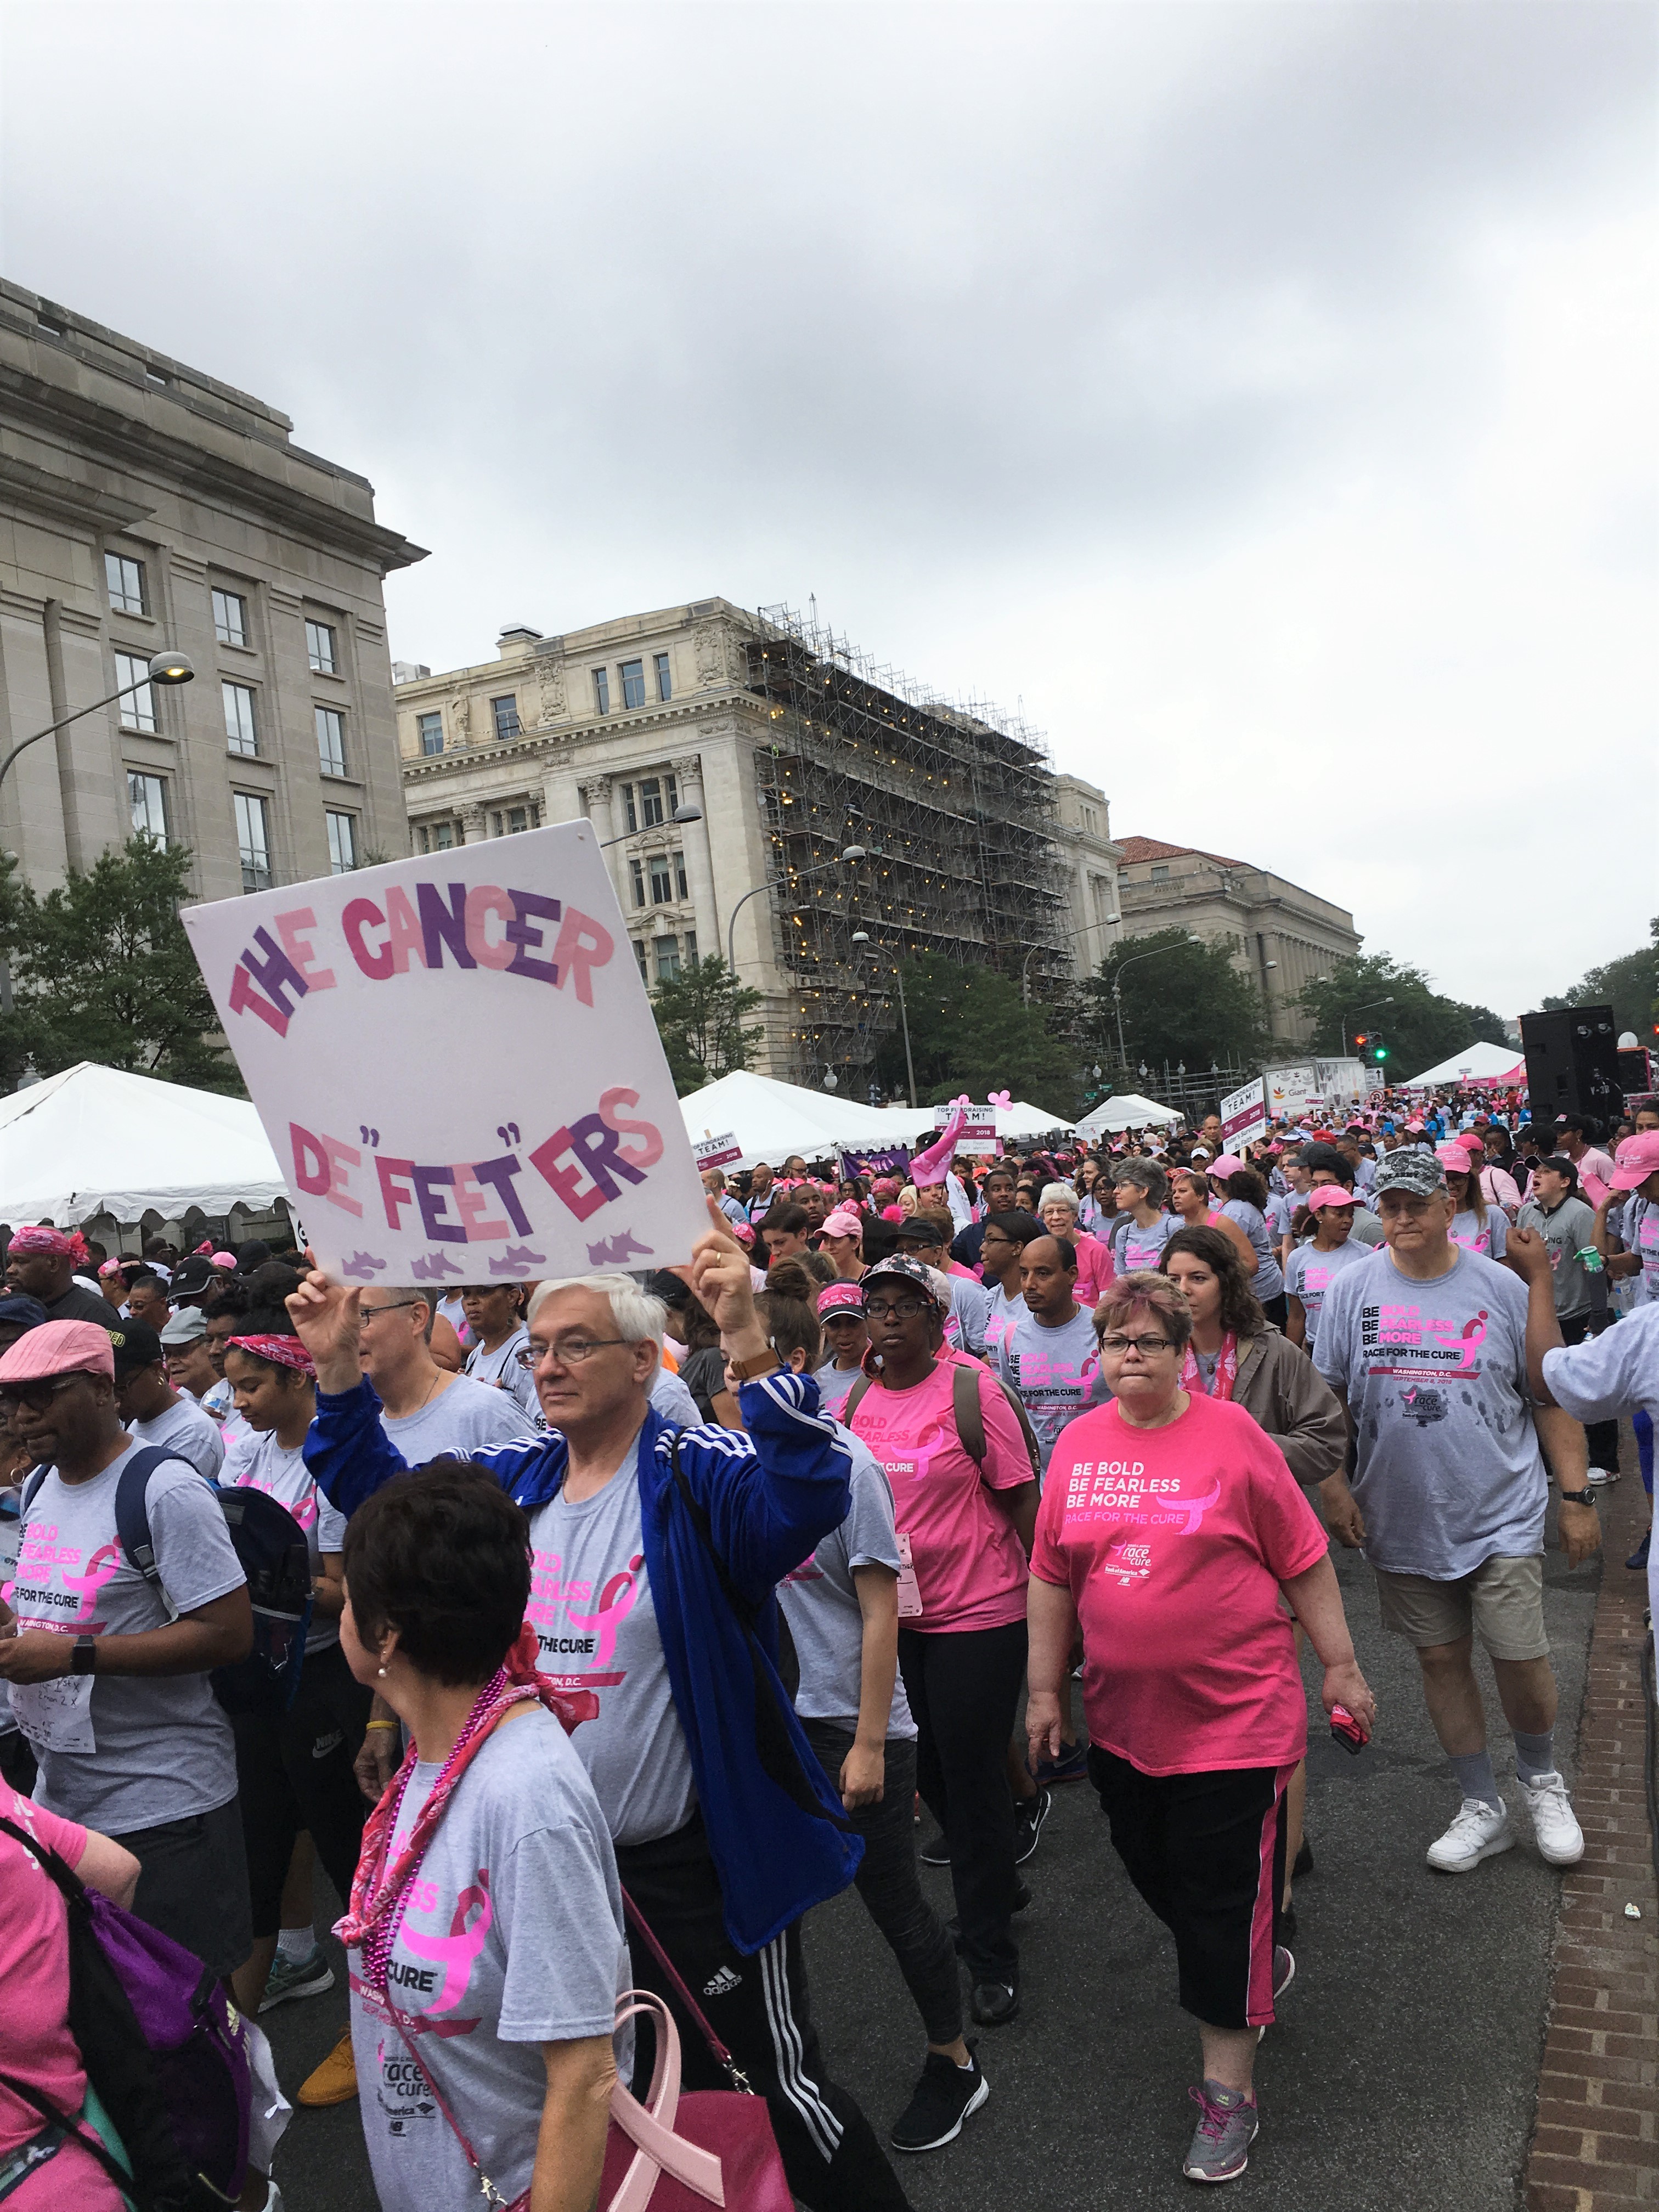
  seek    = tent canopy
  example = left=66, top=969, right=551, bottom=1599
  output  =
left=871, top=1099, right=1075, bottom=1145
left=1073, top=1092, right=1183, bottom=1139
left=1398, top=1042, right=1525, bottom=1090
left=678, top=1070, right=907, bottom=1171
left=0, top=1061, right=289, bottom=1228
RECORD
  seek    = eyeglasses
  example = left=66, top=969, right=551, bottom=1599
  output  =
left=0, top=1374, right=86, bottom=1416
left=864, top=1299, right=929, bottom=1322
left=515, top=1336, right=627, bottom=1371
left=1098, top=1333, right=1175, bottom=1357
left=358, top=1299, right=425, bottom=1328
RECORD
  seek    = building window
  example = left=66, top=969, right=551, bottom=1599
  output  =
left=633, top=940, right=649, bottom=983
left=621, top=783, right=637, bottom=833
left=491, top=695, right=521, bottom=741
left=222, top=681, right=258, bottom=755
left=234, top=792, right=272, bottom=893
left=114, top=651, right=155, bottom=733
left=654, top=652, right=672, bottom=702
left=127, top=770, right=168, bottom=844
left=648, top=853, right=674, bottom=904
left=592, top=668, right=610, bottom=715
left=105, top=552, right=146, bottom=616
left=653, top=935, right=681, bottom=983
left=674, top=850, right=689, bottom=900
left=630, top=858, right=647, bottom=909
left=507, top=805, right=528, bottom=834
left=432, top=820, right=456, bottom=850
left=315, top=707, right=346, bottom=776
left=306, top=619, right=337, bottom=674
left=639, top=776, right=664, bottom=827
left=1082, top=804, right=1097, bottom=834
left=212, top=589, right=249, bottom=648
left=1150, top=864, right=1170, bottom=882
left=326, top=810, right=358, bottom=874
left=620, top=658, right=645, bottom=710
left=417, top=711, right=443, bottom=757
left=665, top=772, right=679, bottom=816
left=684, top=928, right=698, bottom=966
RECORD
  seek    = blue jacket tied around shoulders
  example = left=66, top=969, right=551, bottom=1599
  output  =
left=303, top=1367, right=861, bottom=1954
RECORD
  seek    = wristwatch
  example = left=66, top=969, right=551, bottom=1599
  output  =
left=1558, top=1490, right=1598, bottom=1508
left=726, top=1350, right=785, bottom=1381
left=70, top=1635, right=97, bottom=1675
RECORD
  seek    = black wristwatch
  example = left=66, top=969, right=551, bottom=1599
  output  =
left=1558, top=1490, right=1598, bottom=1508
left=69, top=1635, right=97, bottom=1675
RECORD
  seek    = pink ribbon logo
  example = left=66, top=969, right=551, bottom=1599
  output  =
left=565, top=1555, right=643, bottom=1672
left=401, top=1872, right=492, bottom=2015
left=61, top=1541, right=121, bottom=1622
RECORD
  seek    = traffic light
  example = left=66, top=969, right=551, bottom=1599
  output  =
left=1353, top=1032, right=1368, bottom=1049
left=1373, top=1039, right=1390, bottom=1063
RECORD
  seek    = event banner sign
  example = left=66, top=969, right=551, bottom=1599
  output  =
left=692, top=1131, right=743, bottom=1171
left=182, top=823, right=710, bottom=1284
left=1263, top=1064, right=1321, bottom=1124
left=1220, top=1077, right=1267, bottom=1152
left=934, top=1104, right=997, bottom=1156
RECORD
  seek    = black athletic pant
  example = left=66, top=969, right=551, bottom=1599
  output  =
left=614, top=1811, right=913, bottom=2211
left=231, top=1640, right=371, bottom=1936
left=801, top=1722, right=962, bottom=2046
left=1558, top=1314, right=1622, bottom=1472
left=897, top=1617, right=1028, bottom=1988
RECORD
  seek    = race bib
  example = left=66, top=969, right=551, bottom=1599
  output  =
left=894, top=1531, right=923, bottom=1619
left=11, top=1670, right=95, bottom=1754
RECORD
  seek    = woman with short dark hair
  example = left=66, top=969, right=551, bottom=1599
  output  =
left=337, top=1465, right=627, bottom=2212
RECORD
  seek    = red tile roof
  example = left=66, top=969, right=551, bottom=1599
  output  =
left=1116, top=837, right=1250, bottom=870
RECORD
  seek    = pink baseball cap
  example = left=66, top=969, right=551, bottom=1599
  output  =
left=1209, top=1154, right=1246, bottom=1178
left=0, top=1318, right=115, bottom=1384
left=1306, top=1184, right=1359, bottom=1214
left=817, top=1280, right=866, bottom=1316
left=1436, top=1142, right=1478, bottom=1173
left=1611, top=1131, right=1659, bottom=1192
left=812, top=1208, right=865, bottom=1243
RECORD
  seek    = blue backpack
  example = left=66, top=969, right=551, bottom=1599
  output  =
left=24, top=1446, right=313, bottom=1714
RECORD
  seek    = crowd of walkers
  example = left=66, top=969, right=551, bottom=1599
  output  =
left=0, top=1081, right=1655, bottom=2203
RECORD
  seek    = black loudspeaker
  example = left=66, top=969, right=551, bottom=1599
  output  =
left=1520, top=1005, right=1623, bottom=1124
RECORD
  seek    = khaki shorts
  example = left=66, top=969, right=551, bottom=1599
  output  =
left=1374, top=1554, right=1548, bottom=1661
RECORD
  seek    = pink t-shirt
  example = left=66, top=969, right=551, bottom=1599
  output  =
left=1031, top=1395, right=1329, bottom=1775
left=1070, top=1232, right=1116, bottom=1309
left=848, top=1360, right=1034, bottom=1631
left=0, top=1781, right=97, bottom=2157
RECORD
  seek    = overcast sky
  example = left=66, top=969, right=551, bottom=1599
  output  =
left=4, top=1, right=1653, bottom=1020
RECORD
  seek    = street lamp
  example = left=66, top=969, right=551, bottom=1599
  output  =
left=598, top=801, right=702, bottom=850
left=1019, top=913, right=1122, bottom=1006
left=1103, top=934, right=1204, bottom=1069
left=851, top=929, right=916, bottom=1108
left=726, top=844, right=865, bottom=977
left=0, top=650, right=194, bottom=800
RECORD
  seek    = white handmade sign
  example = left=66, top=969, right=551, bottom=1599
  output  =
left=693, top=1131, right=742, bottom=1171
left=933, top=1104, right=997, bottom=1156
left=1220, top=1077, right=1267, bottom=1153
left=182, top=822, right=710, bottom=1285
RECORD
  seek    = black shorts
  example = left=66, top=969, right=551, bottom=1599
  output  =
left=232, top=1639, right=371, bottom=1935
left=114, top=1794, right=253, bottom=1984
left=1089, top=1745, right=1291, bottom=2031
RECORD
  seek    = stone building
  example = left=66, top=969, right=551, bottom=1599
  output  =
left=396, top=599, right=1120, bottom=1083
left=0, top=279, right=425, bottom=904
left=1112, top=836, right=1362, bottom=1043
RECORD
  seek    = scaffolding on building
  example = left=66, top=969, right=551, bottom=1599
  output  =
left=744, top=603, right=1072, bottom=1089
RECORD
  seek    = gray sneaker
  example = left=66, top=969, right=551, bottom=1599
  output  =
left=1183, top=2081, right=1259, bottom=2183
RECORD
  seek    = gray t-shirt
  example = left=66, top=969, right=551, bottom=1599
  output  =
left=1111, top=1212, right=1177, bottom=1275
left=1450, top=1206, right=1508, bottom=1263
left=1313, top=1248, right=1546, bottom=1579
left=131, top=1392, right=225, bottom=1482
left=945, top=1276, right=993, bottom=1357
left=812, top=1360, right=861, bottom=1418
left=9, top=1443, right=244, bottom=1828
left=1284, top=1237, right=1374, bottom=1347
left=1221, top=1200, right=1285, bottom=1302
left=462, top=1326, right=541, bottom=1423
left=382, top=1373, right=538, bottom=1464
left=349, top=1708, right=629, bottom=2212
left=524, top=1442, right=696, bottom=1846
left=777, top=1433, right=916, bottom=1739
left=1515, top=1195, right=1597, bottom=1321
left=981, top=1283, right=1026, bottom=1361
left=227, top=1429, right=347, bottom=1650
left=994, top=1305, right=1110, bottom=1472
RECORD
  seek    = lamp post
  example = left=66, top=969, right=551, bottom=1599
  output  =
left=1019, top=913, right=1122, bottom=1006
left=0, top=650, right=194, bottom=802
left=597, top=802, right=703, bottom=851
left=1340, top=995, right=1395, bottom=1054
left=726, top=844, right=865, bottom=977
left=1104, top=934, right=1204, bottom=1070
left=850, top=930, right=916, bottom=1107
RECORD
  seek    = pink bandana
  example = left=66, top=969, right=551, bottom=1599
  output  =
left=1180, top=1331, right=1239, bottom=1402
left=8, top=1226, right=88, bottom=1262
left=227, top=1333, right=317, bottom=1377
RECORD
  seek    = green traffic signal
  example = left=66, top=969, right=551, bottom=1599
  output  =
left=1373, top=1044, right=1389, bottom=1061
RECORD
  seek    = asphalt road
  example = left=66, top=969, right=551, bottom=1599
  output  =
left=263, top=1508, right=1604, bottom=2210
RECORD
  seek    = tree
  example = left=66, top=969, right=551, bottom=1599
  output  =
left=1081, top=930, right=1276, bottom=1079
left=871, top=955, right=1079, bottom=1119
left=1294, top=953, right=1508, bottom=1080
left=0, top=838, right=241, bottom=1093
left=650, top=955, right=765, bottom=1096
left=1540, top=918, right=1658, bottom=1043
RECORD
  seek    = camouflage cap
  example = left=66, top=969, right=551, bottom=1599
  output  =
left=1373, top=1149, right=1447, bottom=1200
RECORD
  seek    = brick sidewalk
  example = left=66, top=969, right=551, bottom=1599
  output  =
left=1527, top=1465, right=1658, bottom=2210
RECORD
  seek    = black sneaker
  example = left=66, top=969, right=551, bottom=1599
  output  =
left=971, top=1979, right=1020, bottom=2028
left=919, top=1832, right=951, bottom=1867
left=1013, top=1785, right=1051, bottom=1865
left=889, top=2046, right=990, bottom=2152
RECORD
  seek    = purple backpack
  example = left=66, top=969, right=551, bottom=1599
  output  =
left=0, top=1812, right=252, bottom=2210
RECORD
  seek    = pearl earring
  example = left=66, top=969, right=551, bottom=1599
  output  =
left=377, top=1664, right=387, bottom=1677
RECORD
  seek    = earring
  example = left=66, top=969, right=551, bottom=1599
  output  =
left=377, top=1664, right=387, bottom=1677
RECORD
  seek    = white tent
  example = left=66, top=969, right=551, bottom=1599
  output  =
left=678, top=1070, right=908, bottom=1170
left=873, top=1099, right=1076, bottom=1145
left=1073, top=1092, right=1183, bottom=1140
left=1398, top=1042, right=1526, bottom=1090
left=0, top=1061, right=290, bottom=1228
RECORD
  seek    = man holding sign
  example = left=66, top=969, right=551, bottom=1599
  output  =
left=289, top=1204, right=915, bottom=2210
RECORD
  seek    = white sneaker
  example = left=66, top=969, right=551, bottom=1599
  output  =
left=1426, top=1797, right=1516, bottom=1873
left=1520, top=1771, right=1584, bottom=1866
